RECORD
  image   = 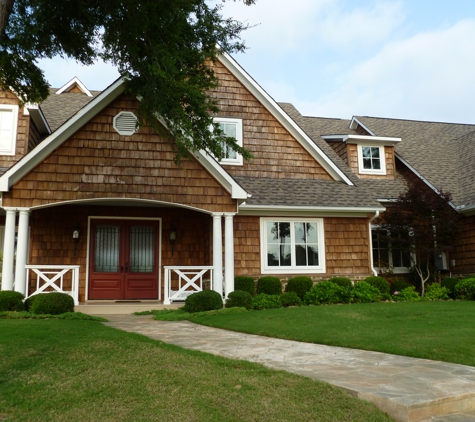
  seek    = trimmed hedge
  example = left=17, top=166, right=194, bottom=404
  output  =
left=252, top=293, right=282, bottom=310
left=29, top=292, right=75, bottom=315
left=234, top=276, right=256, bottom=296
left=257, top=276, right=282, bottom=295
left=0, top=290, right=25, bottom=312
left=24, top=294, right=41, bottom=312
left=364, top=276, right=390, bottom=294
left=285, top=276, right=313, bottom=299
left=328, top=277, right=352, bottom=288
left=304, top=281, right=342, bottom=305
left=281, top=292, right=301, bottom=307
left=226, top=290, right=253, bottom=310
left=183, top=290, right=223, bottom=313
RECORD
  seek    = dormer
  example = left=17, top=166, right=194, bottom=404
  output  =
left=55, top=77, right=93, bottom=97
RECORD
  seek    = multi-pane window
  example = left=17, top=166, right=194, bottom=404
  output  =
left=0, top=105, right=18, bottom=155
left=357, top=144, right=386, bottom=175
left=213, top=117, right=243, bottom=165
left=372, top=229, right=411, bottom=272
left=262, top=219, right=325, bottom=273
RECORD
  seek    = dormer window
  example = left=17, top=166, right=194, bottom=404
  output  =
left=213, top=117, right=243, bottom=165
left=0, top=105, right=18, bottom=156
left=359, top=145, right=385, bottom=174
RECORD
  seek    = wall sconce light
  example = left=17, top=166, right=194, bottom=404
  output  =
left=169, top=227, right=177, bottom=256
left=73, top=223, right=80, bottom=256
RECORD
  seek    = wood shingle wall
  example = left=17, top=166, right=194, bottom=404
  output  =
left=452, top=214, right=475, bottom=274
left=347, top=144, right=396, bottom=180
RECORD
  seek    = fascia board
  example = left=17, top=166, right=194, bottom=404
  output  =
left=26, top=103, right=51, bottom=135
left=218, top=52, right=354, bottom=186
left=194, top=150, right=248, bottom=199
left=459, top=204, right=475, bottom=216
left=0, top=79, right=125, bottom=192
left=56, top=77, right=93, bottom=97
left=343, top=134, right=401, bottom=146
left=238, top=204, right=385, bottom=217
left=349, top=117, right=376, bottom=135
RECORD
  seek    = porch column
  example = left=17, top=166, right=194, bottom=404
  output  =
left=224, top=213, right=235, bottom=298
left=14, top=209, right=29, bottom=295
left=1, top=208, right=17, bottom=291
left=212, top=213, right=223, bottom=296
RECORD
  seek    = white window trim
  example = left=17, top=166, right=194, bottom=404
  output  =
left=0, top=104, right=19, bottom=156
left=260, top=217, right=326, bottom=274
left=213, top=117, right=243, bottom=166
left=357, top=144, right=386, bottom=175
left=371, top=227, right=413, bottom=274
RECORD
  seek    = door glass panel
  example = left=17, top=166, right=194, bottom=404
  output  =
left=94, top=225, right=120, bottom=272
left=130, top=226, right=154, bottom=273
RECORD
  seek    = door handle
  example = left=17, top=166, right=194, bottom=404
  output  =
left=125, top=262, right=129, bottom=273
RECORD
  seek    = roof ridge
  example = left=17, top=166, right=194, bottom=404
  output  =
left=357, top=115, right=475, bottom=127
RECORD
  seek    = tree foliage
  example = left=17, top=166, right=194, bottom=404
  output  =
left=0, top=0, right=255, bottom=161
left=379, top=175, right=460, bottom=296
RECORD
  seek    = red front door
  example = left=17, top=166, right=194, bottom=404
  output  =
left=88, top=219, right=160, bottom=300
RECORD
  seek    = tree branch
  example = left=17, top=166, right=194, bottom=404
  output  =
left=0, top=0, right=14, bottom=43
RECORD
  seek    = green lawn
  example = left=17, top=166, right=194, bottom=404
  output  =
left=0, top=319, right=391, bottom=422
left=192, top=301, right=475, bottom=367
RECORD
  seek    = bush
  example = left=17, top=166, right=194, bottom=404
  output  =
left=454, top=277, right=475, bottom=300
left=392, top=286, right=420, bottom=302
left=328, top=277, right=352, bottom=288
left=363, top=276, right=390, bottom=294
left=390, top=279, right=410, bottom=294
left=0, top=290, right=25, bottom=312
left=182, top=290, right=223, bottom=313
left=285, top=276, right=313, bottom=299
left=257, top=276, right=282, bottom=295
left=424, top=283, right=450, bottom=301
left=226, top=290, right=253, bottom=310
left=252, top=293, right=282, bottom=310
left=29, top=292, right=75, bottom=315
left=304, top=281, right=342, bottom=305
left=234, top=276, right=256, bottom=296
left=24, top=294, right=41, bottom=311
left=441, top=277, right=459, bottom=298
left=352, top=281, right=380, bottom=303
left=281, top=292, right=301, bottom=307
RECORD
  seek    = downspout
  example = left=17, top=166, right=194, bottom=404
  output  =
left=368, top=211, right=380, bottom=276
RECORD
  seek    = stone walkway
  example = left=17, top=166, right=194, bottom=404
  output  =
left=102, top=314, right=475, bottom=422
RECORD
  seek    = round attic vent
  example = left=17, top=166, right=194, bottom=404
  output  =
left=113, top=111, right=138, bottom=136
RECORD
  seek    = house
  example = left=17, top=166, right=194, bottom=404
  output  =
left=0, top=53, right=473, bottom=305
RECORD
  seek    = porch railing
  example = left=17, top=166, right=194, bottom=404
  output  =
left=163, top=266, right=214, bottom=305
left=25, top=265, right=80, bottom=305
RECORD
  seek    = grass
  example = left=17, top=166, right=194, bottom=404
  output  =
left=0, top=319, right=391, bottom=422
left=192, top=301, right=475, bottom=367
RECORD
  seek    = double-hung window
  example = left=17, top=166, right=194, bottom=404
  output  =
left=261, top=218, right=325, bottom=274
left=372, top=229, right=411, bottom=273
left=357, top=144, right=386, bottom=175
left=213, top=117, right=243, bottom=165
left=0, top=105, right=18, bottom=156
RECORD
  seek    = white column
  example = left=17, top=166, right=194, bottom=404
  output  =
left=1, top=209, right=16, bottom=291
left=224, top=213, right=235, bottom=298
left=14, top=209, right=29, bottom=295
left=212, top=213, right=223, bottom=296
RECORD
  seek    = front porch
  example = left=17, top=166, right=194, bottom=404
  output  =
left=75, top=300, right=183, bottom=315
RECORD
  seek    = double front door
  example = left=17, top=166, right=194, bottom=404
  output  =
left=88, top=219, right=160, bottom=300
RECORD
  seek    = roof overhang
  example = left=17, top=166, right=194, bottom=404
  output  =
left=238, top=204, right=385, bottom=217
left=218, top=52, right=354, bottom=186
left=25, top=103, right=51, bottom=135
left=342, top=134, right=401, bottom=146
left=349, top=117, right=376, bottom=135
left=56, top=77, right=93, bottom=97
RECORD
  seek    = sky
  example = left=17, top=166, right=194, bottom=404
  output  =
left=38, top=0, right=475, bottom=124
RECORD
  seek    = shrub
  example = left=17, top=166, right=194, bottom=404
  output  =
left=0, top=290, right=25, bottom=312
left=252, top=293, right=282, bottom=310
left=29, top=292, right=75, bottom=315
left=363, top=276, right=390, bottom=294
left=454, top=278, right=475, bottom=300
left=182, top=290, right=223, bottom=313
left=352, top=281, right=380, bottom=303
left=424, top=283, right=450, bottom=301
left=304, top=281, right=342, bottom=305
left=234, top=276, right=256, bottom=296
left=328, top=277, right=352, bottom=288
left=392, top=286, right=420, bottom=302
left=441, top=277, right=460, bottom=298
left=24, top=294, right=41, bottom=311
left=257, top=276, right=282, bottom=295
left=281, top=292, right=301, bottom=307
left=285, top=276, right=313, bottom=299
left=225, top=290, right=253, bottom=310
left=390, top=279, right=410, bottom=294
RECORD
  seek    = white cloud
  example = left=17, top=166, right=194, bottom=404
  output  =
left=299, top=19, right=475, bottom=123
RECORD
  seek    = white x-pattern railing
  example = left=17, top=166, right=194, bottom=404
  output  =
left=25, top=265, right=80, bottom=305
left=163, top=266, right=214, bottom=304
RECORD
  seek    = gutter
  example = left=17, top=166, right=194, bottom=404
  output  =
left=368, top=210, right=380, bottom=276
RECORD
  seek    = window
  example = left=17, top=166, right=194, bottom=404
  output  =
left=0, top=105, right=18, bottom=155
left=372, top=229, right=411, bottom=273
left=213, top=117, right=243, bottom=165
left=357, top=144, right=386, bottom=175
left=261, top=218, right=325, bottom=274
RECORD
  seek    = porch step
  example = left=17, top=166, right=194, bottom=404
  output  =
left=75, top=301, right=182, bottom=315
